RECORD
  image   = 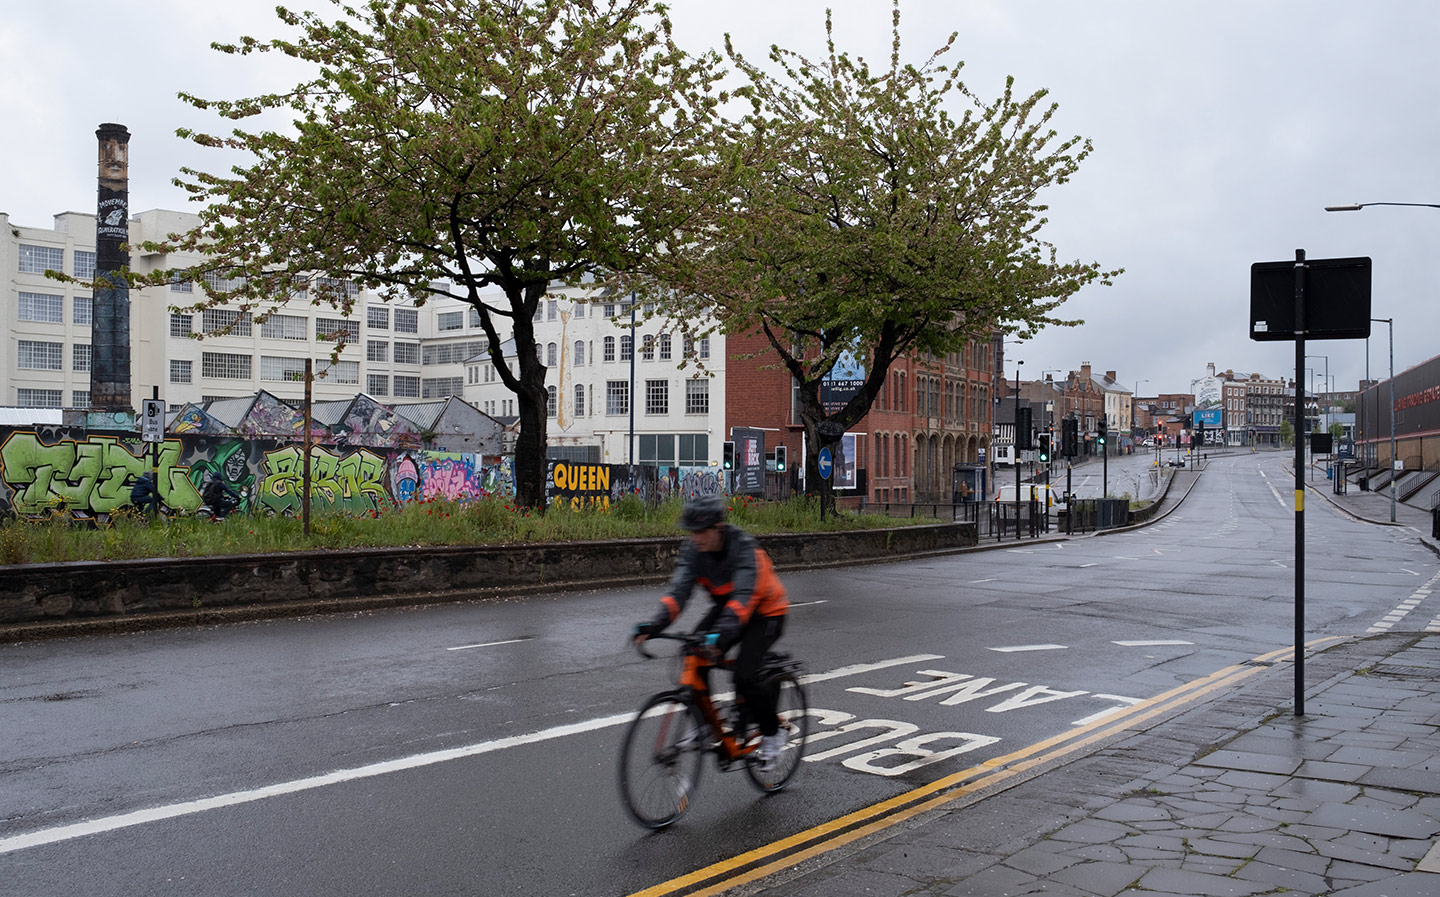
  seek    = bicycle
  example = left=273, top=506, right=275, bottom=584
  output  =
left=618, top=631, right=809, bottom=829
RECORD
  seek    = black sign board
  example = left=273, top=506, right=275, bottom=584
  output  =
left=1249, top=256, right=1371, bottom=341
left=731, top=427, right=765, bottom=496
left=1309, top=432, right=1333, bottom=454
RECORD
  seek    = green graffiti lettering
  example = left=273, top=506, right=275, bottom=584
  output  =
left=255, top=445, right=394, bottom=515
left=259, top=446, right=304, bottom=514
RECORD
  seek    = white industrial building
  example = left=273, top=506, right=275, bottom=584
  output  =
left=2, top=206, right=727, bottom=466
left=463, top=288, right=726, bottom=467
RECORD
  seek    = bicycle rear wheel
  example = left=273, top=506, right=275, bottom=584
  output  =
left=618, top=691, right=706, bottom=828
left=745, top=671, right=808, bottom=793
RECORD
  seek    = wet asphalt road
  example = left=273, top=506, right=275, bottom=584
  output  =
left=2, top=451, right=1435, bottom=896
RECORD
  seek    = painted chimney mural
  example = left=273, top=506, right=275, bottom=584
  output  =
left=92, top=122, right=132, bottom=412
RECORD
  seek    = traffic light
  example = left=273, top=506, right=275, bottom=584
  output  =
left=774, top=444, right=786, bottom=472
left=1016, top=406, right=1033, bottom=450
left=1038, top=434, right=1051, bottom=464
left=1062, top=417, right=1079, bottom=458
left=722, top=441, right=734, bottom=470
left=1097, top=418, right=1108, bottom=446
left=1195, top=424, right=1205, bottom=446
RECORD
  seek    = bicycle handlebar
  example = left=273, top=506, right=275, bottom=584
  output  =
left=633, top=630, right=717, bottom=661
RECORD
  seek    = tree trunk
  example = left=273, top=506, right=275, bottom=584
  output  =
left=799, top=397, right=841, bottom=520
left=513, top=380, right=548, bottom=510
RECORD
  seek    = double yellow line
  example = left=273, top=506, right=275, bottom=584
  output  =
left=630, top=637, right=1345, bottom=897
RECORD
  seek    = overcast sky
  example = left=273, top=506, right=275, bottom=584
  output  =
left=4, top=1, right=1436, bottom=399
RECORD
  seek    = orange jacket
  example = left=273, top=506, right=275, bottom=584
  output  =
left=652, top=525, right=788, bottom=644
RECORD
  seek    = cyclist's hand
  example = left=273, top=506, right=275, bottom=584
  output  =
left=632, top=622, right=655, bottom=645
left=699, top=631, right=722, bottom=661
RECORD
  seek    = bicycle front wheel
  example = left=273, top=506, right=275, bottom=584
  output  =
left=618, top=691, right=707, bottom=829
left=745, top=671, right=808, bottom=793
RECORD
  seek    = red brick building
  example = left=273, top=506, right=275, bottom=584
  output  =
left=724, top=328, right=998, bottom=504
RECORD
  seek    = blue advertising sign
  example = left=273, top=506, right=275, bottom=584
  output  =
left=1193, top=408, right=1223, bottom=428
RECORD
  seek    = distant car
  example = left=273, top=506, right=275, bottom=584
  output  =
left=1168, top=459, right=1187, bottom=468
left=995, top=483, right=1067, bottom=512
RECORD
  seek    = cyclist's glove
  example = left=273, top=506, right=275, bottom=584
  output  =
left=633, top=622, right=658, bottom=638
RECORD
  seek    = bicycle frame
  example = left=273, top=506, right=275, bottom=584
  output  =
left=675, top=648, right=758, bottom=767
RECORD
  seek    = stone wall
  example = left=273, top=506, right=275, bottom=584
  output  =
left=0, top=522, right=976, bottom=635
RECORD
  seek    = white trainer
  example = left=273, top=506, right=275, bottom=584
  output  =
left=758, top=731, right=787, bottom=770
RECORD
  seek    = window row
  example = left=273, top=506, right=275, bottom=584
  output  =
left=15, top=388, right=83, bottom=409
left=18, top=292, right=92, bottom=325
left=364, top=340, right=421, bottom=364
left=363, top=375, right=421, bottom=398
left=423, top=341, right=485, bottom=365
left=872, top=432, right=911, bottom=479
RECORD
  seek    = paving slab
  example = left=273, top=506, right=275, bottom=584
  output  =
left=740, top=631, right=1440, bottom=897
left=1307, top=802, right=1440, bottom=839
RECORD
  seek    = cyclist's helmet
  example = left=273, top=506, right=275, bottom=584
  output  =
left=678, top=493, right=728, bottom=531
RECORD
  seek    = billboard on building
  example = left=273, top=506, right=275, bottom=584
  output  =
left=820, top=347, right=866, bottom=414
left=731, top=426, right=765, bottom=495
left=1191, top=371, right=1223, bottom=410
left=1358, top=353, right=1440, bottom=440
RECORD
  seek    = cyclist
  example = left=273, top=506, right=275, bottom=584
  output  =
left=201, top=474, right=243, bottom=520
left=634, top=493, right=791, bottom=768
left=129, top=472, right=160, bottom=518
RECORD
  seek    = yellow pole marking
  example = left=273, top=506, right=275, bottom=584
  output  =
left=1295, top=489, right=1305, bottom=512
left=628, top=637, right=1345, bottom=897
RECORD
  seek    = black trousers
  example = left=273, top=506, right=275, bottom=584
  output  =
left=731, top=615, right=786, bottom=736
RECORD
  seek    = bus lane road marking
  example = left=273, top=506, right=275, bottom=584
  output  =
left=627, top=636, right=1347, bottom=897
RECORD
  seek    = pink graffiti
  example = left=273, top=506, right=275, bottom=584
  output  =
left=420, top=458, right=480, bottom=500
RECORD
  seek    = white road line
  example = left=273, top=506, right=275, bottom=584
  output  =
left=798, top=654, right=945, bottom=686
left=1112, top=640, right=1194, bottom=647
left=790, top=600, right=828, bottom=608
left=987, top=644, right=1067, bottom=653
left=0, top=653, right=940, bottom=856
left=446, top=638, right=528, bottom=652
left=968, top=578, right=997, bottom=584
left=1266, top=482, right=1287, bottom=508
left=1078, top=563, right=1098, bottom=568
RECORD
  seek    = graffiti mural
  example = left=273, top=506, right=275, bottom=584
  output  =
left=0, top=430, right=201, bottom=514
left=169, top=404, right=230, bottom=435
left=333, top=394, right=424, bottom=449
left=235, top=391, right=312, bottom=439
left=0, top=426, right=517, bottom=519
left=421, top=453, right=483, bottom=501
left=391, top=453, right=421, bottom=504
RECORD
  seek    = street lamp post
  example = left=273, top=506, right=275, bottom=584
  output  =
left=1307, top=354, right=1328, bottom=479
left=1306, top=354, right=1328, bottom=437
left=1323, top=201, right=1431, bottom=519
left=1041, top=370, right=1060, bottom=483
left=1014, top=360, right=1024, bottom=518
left=1133, top=378, right=1148, bottom=444
left=1325, top=202, right=1440, bottom=212
left=1371, top=317, right=1396, bottom=522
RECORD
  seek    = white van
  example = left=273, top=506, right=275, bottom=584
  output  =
left=995, top=483, right=1067, bottom=512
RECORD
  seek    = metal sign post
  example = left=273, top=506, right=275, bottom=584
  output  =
left=1250, top=250, right=1370, bottom=717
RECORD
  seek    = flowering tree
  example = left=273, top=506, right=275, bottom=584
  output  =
left=141, top=0, right=724, bottom=509
left=653, top=3, right=1119, bottom=515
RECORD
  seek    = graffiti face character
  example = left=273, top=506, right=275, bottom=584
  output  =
left=223, top=449, right=248, bottom=484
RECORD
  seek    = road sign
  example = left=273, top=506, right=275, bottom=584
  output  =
left=1250, top=256, right=1371, bottom=341
left=817, top=446, right=833, bottom=480
left=141, top=399, right=166, bottom=443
